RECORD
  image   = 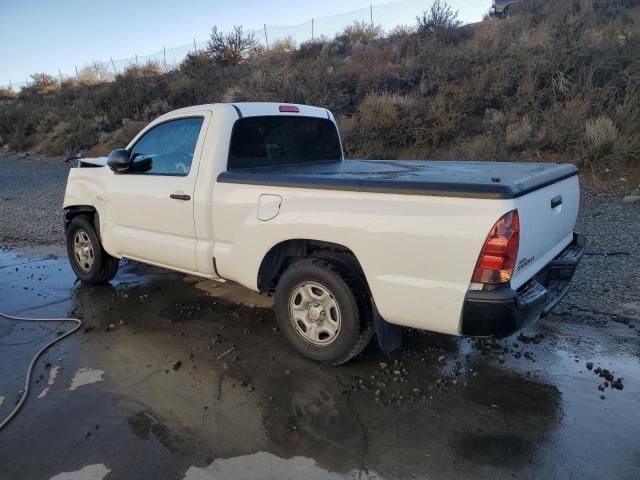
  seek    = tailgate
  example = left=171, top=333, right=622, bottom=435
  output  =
left=510, top=175, right=580, bottom=290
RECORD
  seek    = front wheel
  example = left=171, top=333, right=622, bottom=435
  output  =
left=66, top=215, right=119, bottom=285
left=274, top=257, right=374, bottom=365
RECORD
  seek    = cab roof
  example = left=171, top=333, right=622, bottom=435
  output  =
left=166, top=102, right=332, bottom=120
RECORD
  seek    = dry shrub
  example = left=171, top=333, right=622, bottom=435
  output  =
left=46, top=116, right=105, bottom=155
left=462, top=134, right=502, bottom=161
left=388, top=25, right=415, bottom=39
left=0, top=87, right=16, bottom=101
left=122, top=62, right=164, bottom=78
left=142, top=99, right=170, bottom=121
left=427, top=88, right=466, bottom=147
left=77, top=62, right=113, bottom=85
left=336, top=21, right=384, bottom=47
left=584, top=115, right=618, bottom=152
left=579, top=115, right=640, bottom=171
left=270, top=36, right=296, bottom=53
left=207, top=25, right=260, bottom=66
left=540, top=99, right=590, bottom=150
left=505, top=116, right=533, bottom=150
left=340, top=92, right=417, bottom=158
left=103, top=119, right=147, bottom=150
left=29, top=73, right=59, bottom=93
left=482, top=108, right=506, bottom=135
left=416, top=0, right=462, bottom=41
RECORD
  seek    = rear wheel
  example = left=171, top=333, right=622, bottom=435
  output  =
left=66, top=216, right=119, bottom=285
left=274, top=257, right=373, bottom=365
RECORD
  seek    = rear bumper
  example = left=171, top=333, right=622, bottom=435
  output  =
left=460, top=232, right=586, bottom=337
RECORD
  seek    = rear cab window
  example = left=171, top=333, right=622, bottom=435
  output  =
left=228, top=116, right=342, bottom=170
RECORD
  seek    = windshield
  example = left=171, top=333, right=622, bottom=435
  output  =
left=228, top=116, right=342, bottom=170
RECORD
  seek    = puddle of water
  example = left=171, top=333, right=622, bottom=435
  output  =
left=49, top=464, right=111, bottom=480
left=68, top=367, right=104, bottom=391
left=183, top=451, right=383, bottom=480
left=38, top=365, right=61, bottom=398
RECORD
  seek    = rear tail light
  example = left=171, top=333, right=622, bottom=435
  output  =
left=472, top=209, right=520, bottom=285
left=279, top=105, right=299, bottom=113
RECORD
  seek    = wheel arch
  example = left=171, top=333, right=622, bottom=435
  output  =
left=256, top=239, right=370, bottom=295
left=501, top=1, right=518, bottom=16
left=64, top=205, right=101, bottom=240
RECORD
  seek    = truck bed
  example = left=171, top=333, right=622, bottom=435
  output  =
left=217, top=160, right=578, bottom=199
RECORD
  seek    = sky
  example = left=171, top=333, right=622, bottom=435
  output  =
left=0, top=0, right=488, bottom=87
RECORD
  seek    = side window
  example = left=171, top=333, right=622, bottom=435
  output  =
left=129, top=117, right=204, bottom=176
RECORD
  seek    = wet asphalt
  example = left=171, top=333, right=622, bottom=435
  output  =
left=0, top=244, right=638, bottom=480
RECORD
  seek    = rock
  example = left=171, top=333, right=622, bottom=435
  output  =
left=600, top=395, right=606, bottom=400
left=437, top=355, right=445, bottom=363
left=172, top=360, right=182, bottom=371
left=379, top=362, right=388, bottom=369
left=586, top=362, right=593, bottom=370
left=611, top=378, right=624, bottom=390
left=622, top=195, right=640, bottom=205
left=597, top=383, right=605, bottom=392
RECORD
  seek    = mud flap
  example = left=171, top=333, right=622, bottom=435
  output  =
left=372, top=300, right=402, bottom=354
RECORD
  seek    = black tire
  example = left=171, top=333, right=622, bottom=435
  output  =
left=274, top=257, right=374, bottom=365
left=66, top=215, right=119, bottom=285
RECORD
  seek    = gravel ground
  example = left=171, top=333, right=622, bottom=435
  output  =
left=0, top=154, right=71, bottom=246
left=0, top=152, right=639, bottom=321
left=562, top=181, right=640, bottom=324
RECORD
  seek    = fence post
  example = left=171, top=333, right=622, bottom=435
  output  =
left=110, top=57, right=117, bottom=75
left=193, top=38, right=197, bottom=53
left=58, top=69, right=63, bottom=84
left=163, top=46, right=167, bottom=70
left=370, top=4, right=373, bottom=25
left=9, top=80, right=12, bottom=90
left=135, top=53, right=138, bottom=64
left=311, top=18, right=314, bottom=40
left=75, top=66, right=79, bottom=80
left=264, top=24, right=269, bottom=49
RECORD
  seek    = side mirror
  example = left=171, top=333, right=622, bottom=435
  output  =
left=107, top=149, right=131, bottom=173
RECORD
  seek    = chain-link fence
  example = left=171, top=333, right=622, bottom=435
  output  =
left=3, top=0, right=480, bottom=91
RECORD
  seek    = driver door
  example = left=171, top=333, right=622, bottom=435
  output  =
left=103, top=114, right=208, bottom=273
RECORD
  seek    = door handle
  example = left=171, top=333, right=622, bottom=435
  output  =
left=551, top=195, right=563, bottom=209
left=170, top=194, right=191, bottom=201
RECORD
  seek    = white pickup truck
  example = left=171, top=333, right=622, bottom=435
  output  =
left=63, top=102, right=585, bottom=364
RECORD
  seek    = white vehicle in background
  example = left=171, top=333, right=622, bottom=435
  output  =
left=490, top=0, right=520, bottom=18
left=63, top=102, right=585, bottom=365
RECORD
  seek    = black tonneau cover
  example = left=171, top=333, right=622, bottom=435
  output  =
left=217, top=160, right=578, bottom=200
